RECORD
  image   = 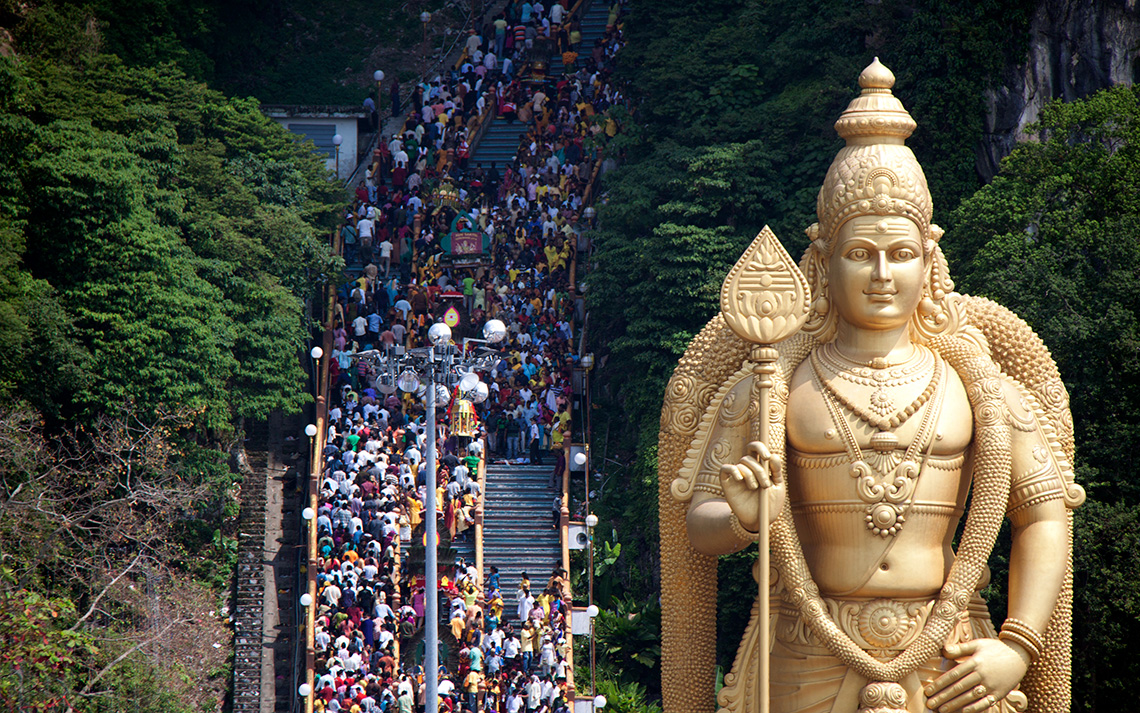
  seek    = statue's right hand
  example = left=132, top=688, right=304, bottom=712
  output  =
left=719, top=441, right=784, bottom=533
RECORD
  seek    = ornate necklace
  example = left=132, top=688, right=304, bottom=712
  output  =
left=809, top=351, right=946, bottom=537
left=812, top=348, right=939, bottom=433
left=818, top=344, right=935, bottom=418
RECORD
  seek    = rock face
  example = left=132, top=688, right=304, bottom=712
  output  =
left=978, top=0, right=1140, bottom=179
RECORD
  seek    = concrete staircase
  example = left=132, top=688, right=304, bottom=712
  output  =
left=547, top=2, right=612, bottom=75
left=232, top=421, right=268, bottom=713
left=470, top=115, right=529, bottom=168
left=470, top=3, right=612, bottom=168
left=480, top=464, right=562, bottom=622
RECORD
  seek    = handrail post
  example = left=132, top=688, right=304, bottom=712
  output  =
left=560, top=439, right=574, bottom=701
left=474, top=452, right=487, bottom=585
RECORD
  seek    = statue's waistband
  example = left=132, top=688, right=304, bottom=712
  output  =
left=774, top=593, right=993, bottom=653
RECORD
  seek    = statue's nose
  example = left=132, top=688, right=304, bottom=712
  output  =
left=872, top=251, right=891, bottom=282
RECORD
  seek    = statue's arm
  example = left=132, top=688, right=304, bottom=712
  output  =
left=928, top=377, right=1076, bottom=710
left=687, top=491, right=754, bottom=556
left=1001, top=377, right=1073, bottom=648
left=677, top=374, right=769, bottom=556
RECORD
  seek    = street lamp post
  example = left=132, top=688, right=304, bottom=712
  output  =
left=351, top=318, right=506, bottom=713
left=420, top=11, right=431, bottom=43
left=332, top=133, right=343, bottom=178
left=585, top=512, right=599, bottom=695
left=373, top=70, right=385, bottom=125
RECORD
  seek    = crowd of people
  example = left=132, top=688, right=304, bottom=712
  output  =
left=310, top=2, right=626, bottom=711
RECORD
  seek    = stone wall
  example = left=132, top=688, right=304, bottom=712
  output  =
left=978, top=0, right=1140, bottom=179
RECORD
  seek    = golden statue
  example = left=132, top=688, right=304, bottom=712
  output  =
left=658, top=60, right=1085, bottom=713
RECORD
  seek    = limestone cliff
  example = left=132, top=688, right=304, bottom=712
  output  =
left=978, top=0, right=1139, bottom=179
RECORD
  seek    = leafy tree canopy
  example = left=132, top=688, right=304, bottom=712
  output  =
left=0, top=53, right=342, bottom=428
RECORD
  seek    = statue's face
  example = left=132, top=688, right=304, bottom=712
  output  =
left=828, top=215, right=925, bottom=332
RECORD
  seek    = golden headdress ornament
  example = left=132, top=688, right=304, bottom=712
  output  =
left=801, top=59, right=954, bottom=343
left=813, top=58, right=934, bottom=245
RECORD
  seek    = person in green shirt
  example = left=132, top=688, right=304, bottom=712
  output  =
left=462, top=274, right=477, bottom=313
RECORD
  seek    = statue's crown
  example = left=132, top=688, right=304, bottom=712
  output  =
left=816, top=59, right=933, bottom=242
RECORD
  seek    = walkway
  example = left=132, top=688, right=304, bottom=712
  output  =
left=480, top=464, right=562, bottom=619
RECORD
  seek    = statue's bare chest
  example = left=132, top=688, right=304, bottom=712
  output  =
left=786, top=349, right=973, bottom=456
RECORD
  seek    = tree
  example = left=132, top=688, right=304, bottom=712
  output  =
left=0, top=403, right=230, bottom=711
left=946, top=86, right=1140, bottom=713
left=0, top=54, right=341, bottom=429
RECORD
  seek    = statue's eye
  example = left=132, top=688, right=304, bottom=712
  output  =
left=846, top=248, right=870, bottom=261
left=892, top=248, right=917, bottom=261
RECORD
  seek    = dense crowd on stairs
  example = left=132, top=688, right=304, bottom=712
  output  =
left=311, top=2, right=625, bottom=712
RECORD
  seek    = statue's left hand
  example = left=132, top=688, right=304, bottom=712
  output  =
left=925, top=639, right=1030, bottom=713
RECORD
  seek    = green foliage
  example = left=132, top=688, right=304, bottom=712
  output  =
left=0, top=18, right=345, bottom=710
left=593, top=677, right=663, bottom=713
left=716, top=550, right=758, bottom=666
left=0, top=580, right=94, bottom=711
left=945, top=85, right=1140, bottom=712
left=948, top=86, right=1140, bottom=503
left=593, top=596, right=662, bottom=697
left=5, top=0, right=464, bottom=104
left=1071, top=501, right=1140, bottom=711
left=0, top=53, right=340, bottom=428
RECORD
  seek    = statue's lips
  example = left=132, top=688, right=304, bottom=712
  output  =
left=864, top=291, right=897, bottom=302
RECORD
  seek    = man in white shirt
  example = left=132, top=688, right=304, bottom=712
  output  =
left=464, top=31, right=482, bottom=56
left=379, top=237, right=393, bottom=276
left=374, top=591, right=395, bottom=621
left=525, top=676, right=542, bottom=712
left=438, top=677, right=456, bottom=697
left=357, top=215, right=374, bottom=245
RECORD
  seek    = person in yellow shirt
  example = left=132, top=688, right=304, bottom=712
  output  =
left=464, top=670, right=481, bottom=710
left=488, top=592, right=504, bottom=620
left=408, top=495, right=423, bottom=530
left=520, top=620, right=535, bottom=672
left=450, top=610, right=466, bottom=641
left=535, top=590, right=552, bottom=623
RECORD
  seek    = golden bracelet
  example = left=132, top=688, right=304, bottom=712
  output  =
left=729, top=512, right=759, bottom=543
left=999, top=618, right=1045, bottom=662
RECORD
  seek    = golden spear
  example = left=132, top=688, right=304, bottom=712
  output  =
left=719, top=225, right=812, bottom=713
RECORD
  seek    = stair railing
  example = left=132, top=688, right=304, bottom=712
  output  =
left=474, top=449, right=488, bottom=586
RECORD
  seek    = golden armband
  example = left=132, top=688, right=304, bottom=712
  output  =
left=1006, top=460, right=1065, bottom=515
left=998, top=618, right=1045, bottom=662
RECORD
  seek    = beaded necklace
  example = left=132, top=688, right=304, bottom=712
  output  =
left=809, top=351, right=946, bottom=537
left=812, top=347, right=939, bottom=433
